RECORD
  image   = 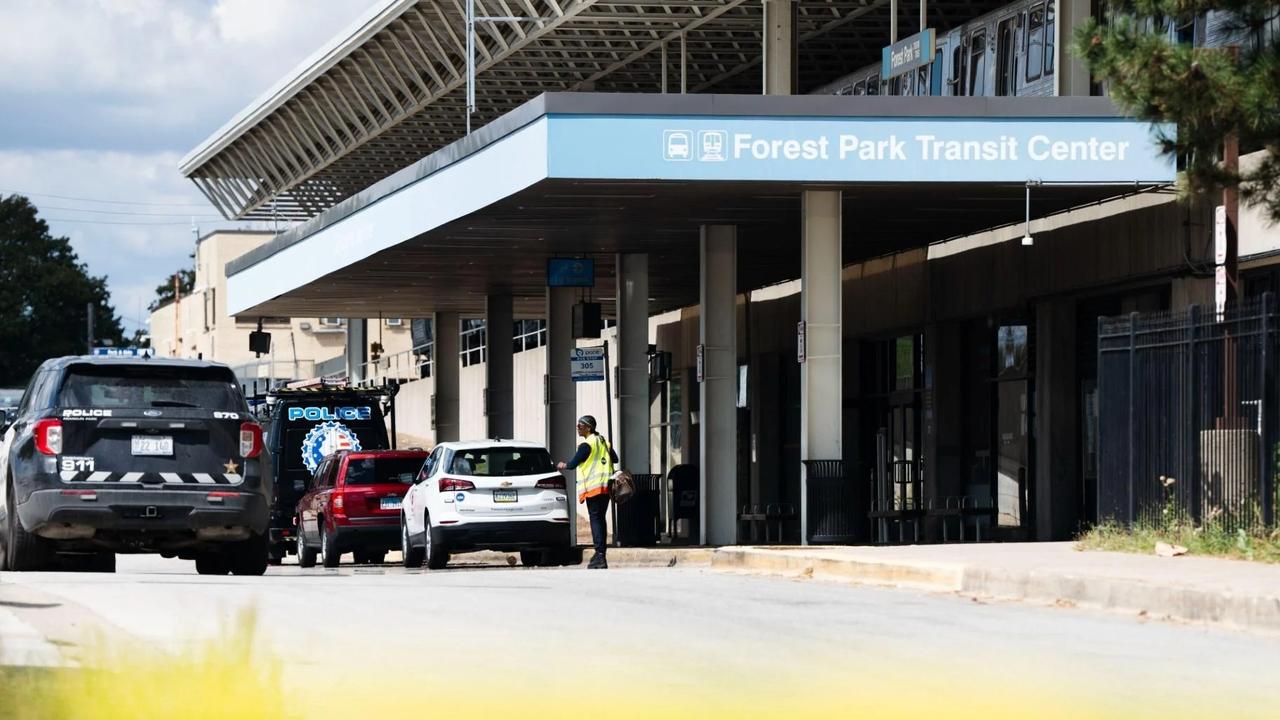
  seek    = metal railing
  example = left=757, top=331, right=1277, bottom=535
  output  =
left=1098, top=294, right=1278, bottom=532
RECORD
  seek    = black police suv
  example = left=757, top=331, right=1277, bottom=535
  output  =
left=255, top=383, right=391, bottom=563
left=0, top=356, right=273, bottom=575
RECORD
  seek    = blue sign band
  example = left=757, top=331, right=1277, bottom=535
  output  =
left=546, top=115, right=1175, bottom=184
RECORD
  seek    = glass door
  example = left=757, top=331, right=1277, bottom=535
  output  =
left=994, top=325, right=1032, bottom=533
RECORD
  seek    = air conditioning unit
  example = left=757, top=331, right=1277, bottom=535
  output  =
left=299, top=321, right=312, bottom=331
left=319, top=317, right=344, bottom=327
left=386, top=317, right=404, bottom=327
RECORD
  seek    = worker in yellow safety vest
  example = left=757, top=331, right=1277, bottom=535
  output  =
left=556, top=415, right=618, bottom=569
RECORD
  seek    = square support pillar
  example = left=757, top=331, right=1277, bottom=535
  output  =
left=432, top=312, right=460, bottom=443
left=800, top=190, right=842, bottom=545
left=486, top=294, right=514, bottom=439
left=616, top=253, right=651, bottom=474
left=345, top=318, right=368, bottom=383
left=762, top=0, right=797, bottom=95
left=700, top=225, right=738, bottom=546
left=545, top=286, right=578, bottom=545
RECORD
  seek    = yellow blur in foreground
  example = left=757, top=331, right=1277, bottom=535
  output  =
left=0, top=610, right=1221, bottom=720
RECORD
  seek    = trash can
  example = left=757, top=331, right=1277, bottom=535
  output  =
left=615, top=473, right=661, bottom=546
left=804, top=459, right=857, bottom=544
left=668, top=464, right=700, bottom=545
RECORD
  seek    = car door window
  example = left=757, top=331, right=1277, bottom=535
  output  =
left=420, top=448, right=441, bottom=482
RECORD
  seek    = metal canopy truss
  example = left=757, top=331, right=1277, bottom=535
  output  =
left=182, top=0, right=1008, bottom=221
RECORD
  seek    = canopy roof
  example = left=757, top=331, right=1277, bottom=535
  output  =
left=181, top=0, right=1011, bottom=220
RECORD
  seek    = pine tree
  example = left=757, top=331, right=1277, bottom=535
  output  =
left=1074, top=3, right=1280, bottom=221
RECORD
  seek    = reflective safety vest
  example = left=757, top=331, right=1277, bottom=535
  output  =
left=576, top=433, right=614, bottom=502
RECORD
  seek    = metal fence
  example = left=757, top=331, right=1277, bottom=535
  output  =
left=1097, top=294, right=1278, bottom=533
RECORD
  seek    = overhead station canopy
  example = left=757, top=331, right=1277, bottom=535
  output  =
left=222, top=93, right=1173, bottom=319
left=180, top=0, right=1018, bottom=220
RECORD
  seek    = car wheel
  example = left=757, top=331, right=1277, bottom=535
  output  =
left=400, top=514, right=424, bottom=568
left=296, top=526, right=317, bottom=568
left=519, top=550, right=544, bottom=567
left=320, top=523, right=341, bottom=568
left=423, top=515, right=448, bottom=571
left=229, top=533, right=269, bottom=576
left=4, top=481, right=50, bottom=571
left=194, top=554, right=230, bottom=575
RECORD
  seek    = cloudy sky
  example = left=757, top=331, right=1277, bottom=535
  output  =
left=0, top=0, right=378, bottom=332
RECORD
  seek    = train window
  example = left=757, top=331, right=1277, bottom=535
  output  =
left=968, top=30, right=987, bottom=96
left=995, top=17, right=1017, bottom=96
left=950, top=42, right=965, bottom=95
left=866, top=74, right=880, bottom=95
left=853, top=80, right=866, bottom=95
left=1044, top=3, right=1055, bottom=76
left=1026, top=4, right=1045, bottom=82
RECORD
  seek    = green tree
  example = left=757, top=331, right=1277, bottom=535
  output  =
left=0, top=195, right=125, bottom=386
left=149, top=266, right=193, bottom=312
left=1074, top=3, right=1280, bottom=221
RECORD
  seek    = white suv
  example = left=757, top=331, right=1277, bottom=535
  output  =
left=399, top=440, right=573, bottom=569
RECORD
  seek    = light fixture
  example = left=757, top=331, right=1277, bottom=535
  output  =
left=1022, top=181, right=1037, bottom=246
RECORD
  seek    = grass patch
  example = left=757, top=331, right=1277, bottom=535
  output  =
left=1078, top=520, right=1280, bottom=563
left=0, top=609, right=285, bottom=720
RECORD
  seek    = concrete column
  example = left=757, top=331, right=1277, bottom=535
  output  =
left=799, top=190, right=842, bottom=544
left=1056, top=0, right=1092, bottom=96
left=345, top=318, right=368, bottom=383
left=485, top=294, right=514, bottom=439
left=762, top=0, right=797, bottom=95
left=1035, top=297, right=1079, bottom=540
left=616, top=254, right=651, bottom=474
left=700, top=225, right=738, bottom=545
left=432, top=312, right=460, bottom=442
left=545, top=286, right=577, bottom=544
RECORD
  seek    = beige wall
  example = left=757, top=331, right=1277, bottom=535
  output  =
left=1239, top=150, right=1280, bottom=260
left=148, top=230, right=417, bottom=384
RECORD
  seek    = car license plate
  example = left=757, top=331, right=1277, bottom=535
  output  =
left=492, top=489, right=518, bottom=503
left=131, top=435, right=173, bottom=456
left=380, top=497, right=402, bottom=510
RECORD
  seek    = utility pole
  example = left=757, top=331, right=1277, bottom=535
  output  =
left=173, top=273, right=182, bottom=357
left=86, top=302, right=94, bottom=354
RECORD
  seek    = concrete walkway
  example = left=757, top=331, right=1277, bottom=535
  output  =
left=711, top=542, right=1280, bottom=633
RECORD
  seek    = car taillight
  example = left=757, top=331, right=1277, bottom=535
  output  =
left=332, top=492, right=345, bottom=512
left=239, top=421, right=263, bottom=458
left=34, top=419, right=62, bottom=456
left=535, top=476, right=566, bottom=490
left=438, top=477, right=475, bottom=492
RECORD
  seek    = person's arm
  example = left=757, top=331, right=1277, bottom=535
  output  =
left=558, top=442, right=591, bottom=470
left=608, top=445, right=619, bottom=465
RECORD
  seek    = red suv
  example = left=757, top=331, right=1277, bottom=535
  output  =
left=295, top=449, right=428, bottom=568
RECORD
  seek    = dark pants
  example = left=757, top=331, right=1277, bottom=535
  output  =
left=586, top=494, right=610, bottom=556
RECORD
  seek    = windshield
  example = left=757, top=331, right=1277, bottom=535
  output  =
left=344, top=456, right=424, bottom=485
left=448, top=448, right=555, bottom=477
left=58, top=365, right=243, bottom=411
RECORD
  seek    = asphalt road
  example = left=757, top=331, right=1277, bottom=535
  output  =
left=3, top=554, right=1278, bottom=717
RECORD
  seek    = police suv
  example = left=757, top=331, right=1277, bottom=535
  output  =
left=0, top=356, right=272, bottom=574
left=256, top=381, right=393, bottom=563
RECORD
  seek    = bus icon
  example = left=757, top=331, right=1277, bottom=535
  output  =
left=664, top=130, right=692, bottom=161
left=699, top=131, right=727, bottom=161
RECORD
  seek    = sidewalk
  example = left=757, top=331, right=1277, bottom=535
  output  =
left=711, top=542, right=1280, bottom=634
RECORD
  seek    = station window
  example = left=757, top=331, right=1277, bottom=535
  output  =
left=513, top=319, right=547, bottom=353
left=460, top=319, right=486, bottom=367
left=1044, top=3, right=1055, bottom=77
left=968, top=30, right=987, bottom=96
left=950, top=42, right=966, bottom=95
left=1026, top=4, right=1045, bottom=82
left=995, top=17, right=1017, bottom=96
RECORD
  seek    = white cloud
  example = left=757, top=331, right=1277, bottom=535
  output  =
left=0, top=0, right=378, bottom=332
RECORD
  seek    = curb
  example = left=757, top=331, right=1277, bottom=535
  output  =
left=710, top=547, right=1280, bottom=634
left=455, top=547, right=715, bottom=568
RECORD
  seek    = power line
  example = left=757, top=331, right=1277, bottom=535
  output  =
left=43, top=218, right=211, bottom=226
left=38, top=204, right=224, bottom=218
left=1, top=188, right=212, bottom=208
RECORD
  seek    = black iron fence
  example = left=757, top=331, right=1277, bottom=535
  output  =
left=1097, top=294, right=1278, bottom=532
